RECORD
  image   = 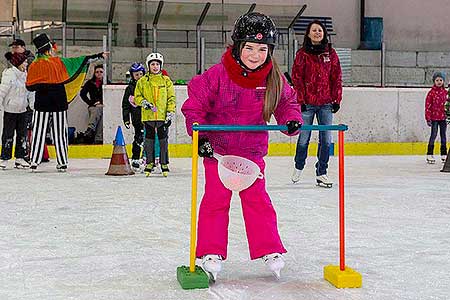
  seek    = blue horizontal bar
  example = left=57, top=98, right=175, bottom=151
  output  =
left=192, top=124, right=348, bottom=132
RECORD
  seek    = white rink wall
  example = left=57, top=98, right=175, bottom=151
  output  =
left=101, top=86, right=432, bottom=145
left=0, top=87, right=432, bottom=145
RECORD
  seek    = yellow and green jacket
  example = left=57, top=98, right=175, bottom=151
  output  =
left=134, top=73, right=175, bottom=122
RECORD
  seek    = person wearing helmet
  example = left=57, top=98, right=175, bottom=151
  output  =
left=134, top=52, right=175, bottom=177
left=182, top=12, right=302, bottom=281
left=122, top=62, right=145, bottom=169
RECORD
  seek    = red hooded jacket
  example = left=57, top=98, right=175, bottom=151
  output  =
left=425, top=85, right=447, bottom=121
left=291, top=46, right=342, bottom=106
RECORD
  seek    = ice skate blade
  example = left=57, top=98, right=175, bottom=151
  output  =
left=426, top=160, right=436, bottom=164
left=317, top=181, right=332, bottom=188
left=272, top=270, right=281, bottom=280
left=15, top=164, right=29, bottom=169
left=206, top=271, right=217, bottom=283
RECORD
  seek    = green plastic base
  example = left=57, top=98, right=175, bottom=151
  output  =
left=177, top=265, right=209, bottom=289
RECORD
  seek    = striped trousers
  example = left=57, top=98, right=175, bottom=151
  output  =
left=30, top=111, right=68, bottom=166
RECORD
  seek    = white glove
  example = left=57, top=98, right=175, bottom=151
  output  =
left=166, top=112, right=175, bottom=122
left=141, top=100, right=154, bottom=111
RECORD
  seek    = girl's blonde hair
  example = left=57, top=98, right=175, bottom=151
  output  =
left=264, top=53, right=283, bottom=122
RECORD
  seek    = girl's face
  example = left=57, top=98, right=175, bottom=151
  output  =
left=132, top=71, right=144, bottom=81
left=149, top=61, right=161, bottom=74
left=434, top=77, right=444, bottom=87
left=240, top=42, right=269, bottom=70
left=94, top=68, right=104, bottom=80
left=308, top=23, right=324, bottom=45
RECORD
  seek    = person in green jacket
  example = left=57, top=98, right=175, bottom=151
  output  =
left=134, top=52, right=175, bottom=177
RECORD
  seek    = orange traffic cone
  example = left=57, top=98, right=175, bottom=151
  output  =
left=106, top=126, right=134, bottom=176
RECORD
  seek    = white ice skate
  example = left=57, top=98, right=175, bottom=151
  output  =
left=426, top=155, right=436, bottom=164
left=316, top=174, right=333, bottom=188
left=0, top=159, right=8, bottom=169
left=15, top=158, right=30, bottom=169
left=262, top=253, right=285, bottom=279
left=441, top=155, right=447, bottom=163
left=291, top=168, right=302, bottom=183
left=56, top=164, right=67, bottom=172
left=201, top=254, right=222, bottom=282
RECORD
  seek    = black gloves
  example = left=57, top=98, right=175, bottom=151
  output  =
left=301, top=104, right=307, bottom=112
left=286, top=120, right=301, bottom=134
left=198, top=138, right=214, bottom=158
left=332, top=103, right=340, bottom=113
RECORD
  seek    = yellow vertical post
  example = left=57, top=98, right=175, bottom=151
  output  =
left=189, top=126, right=199, bottom=273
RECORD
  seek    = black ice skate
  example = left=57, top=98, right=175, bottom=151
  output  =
left=144, top=162, right=154, bottom=177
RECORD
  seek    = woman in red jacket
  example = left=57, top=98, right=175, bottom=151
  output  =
left=291, top=20, right=342, bottom=187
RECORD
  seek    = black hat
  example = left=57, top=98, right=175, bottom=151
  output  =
left=32, top=34, right=52, bottom=51
left=8, top=39, right=26, bottom=47
left=231, top=12, right=278, bottom=46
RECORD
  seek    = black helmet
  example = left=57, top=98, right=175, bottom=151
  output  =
left=231, top=12, right=278, bottom=46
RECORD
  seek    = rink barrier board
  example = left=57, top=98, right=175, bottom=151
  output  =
left=12, top=142, right=447, bottom=159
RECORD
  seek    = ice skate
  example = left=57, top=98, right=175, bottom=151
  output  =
left=144, top=162, right=154, bottom=177
left=131, top=159, right=141, bottom=172
left=161, top=164, right=169, bottom=177
left=441, top=155, right=447, bottom=163
left=291, top=168, right=302, bottom=183
left=201, top=254, right=222, bottom=282
left=15, top=158, right=30, bottom=169
left=30, top=163, right=38, bottom=172
left=56, top=164, right=67, bottom=172
left=426, top=155, right=436, bottom=164
left=0, top=159, right=8, bottom=169
left=316, top=174, right=333, bottom=188
left=262, top=253, right=285, bottom=280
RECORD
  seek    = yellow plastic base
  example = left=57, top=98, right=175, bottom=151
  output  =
left=323, top=265, right=362, bottom=288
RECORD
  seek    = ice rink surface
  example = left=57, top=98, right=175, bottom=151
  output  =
left=1, top=155, right=449, bottom=300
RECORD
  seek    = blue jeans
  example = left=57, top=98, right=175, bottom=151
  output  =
left=294, top=104, right=333, bottom=176
left=427, top=120, right=447, bottom=155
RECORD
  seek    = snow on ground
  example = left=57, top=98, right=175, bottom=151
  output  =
left=0, top=156, right=449, bottom=300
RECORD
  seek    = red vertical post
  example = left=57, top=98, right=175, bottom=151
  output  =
left=338, top=130, right=345, bottom=271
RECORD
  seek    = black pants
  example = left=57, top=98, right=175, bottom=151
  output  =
left=132, top=122, right=143, bottom=160
left=427, top=120, right=447, bottom=155
left=1, top=111, right=28, bottom=160
left=31, top=111, right=68, bottom=166
left=144, top=121, right=169, bottom=165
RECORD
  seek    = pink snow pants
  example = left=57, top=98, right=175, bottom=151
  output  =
left=196, top=157, right=287, bottom=260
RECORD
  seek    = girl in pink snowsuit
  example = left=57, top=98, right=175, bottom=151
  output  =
left=182, top=12, right=302, bottom=280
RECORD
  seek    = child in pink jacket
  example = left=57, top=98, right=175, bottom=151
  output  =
left=182, top=12, right=302, bottom=281
left=425, top=71, right=447, bottom=163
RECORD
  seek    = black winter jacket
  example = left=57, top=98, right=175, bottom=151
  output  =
left=122, top=80, right=142, bottom=126
left=80, top=78, right=105, bottom=107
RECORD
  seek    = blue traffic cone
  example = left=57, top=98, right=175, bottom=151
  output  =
left=106, top=126, right=134, bottom=175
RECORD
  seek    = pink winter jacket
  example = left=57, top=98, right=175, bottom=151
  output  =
left=425, top=85, right=447, bottom=122
left=182, top=58, right=302, bottom=161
